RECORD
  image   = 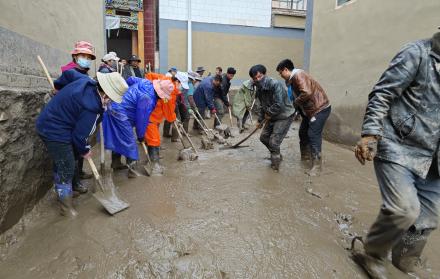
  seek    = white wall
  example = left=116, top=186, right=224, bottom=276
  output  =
left=160, top=0, right=272, bottom=27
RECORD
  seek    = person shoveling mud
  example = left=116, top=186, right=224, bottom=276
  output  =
left=102, top=76, right=158, bottom=178
left=173, top=120, right=199, bottom=161
left=36, top=70, right=128, bottom=217
left=249, top=64, right=295, bottom=172
left=351, top=30, right=440, bottom=279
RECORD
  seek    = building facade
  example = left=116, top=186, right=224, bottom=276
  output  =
left=159, top=0, right=306, bottom=84
left=305, top=0, right=440, bottom=145
left=0, top=0, right=105, bottom=233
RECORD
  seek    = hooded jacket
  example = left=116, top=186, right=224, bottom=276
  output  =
left=361, top=34, right=440, bottom=178
left=36, top=69, right=103, bottom=155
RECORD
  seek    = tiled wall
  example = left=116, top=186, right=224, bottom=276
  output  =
left=159, top=0, right=272, bottom=28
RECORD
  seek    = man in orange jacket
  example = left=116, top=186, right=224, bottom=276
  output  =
left=144, top=73, right=178, bottom=175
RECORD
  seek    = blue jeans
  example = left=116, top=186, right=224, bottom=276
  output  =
left=299, top=106, right=331, bottom=155
left=365, top=158, right=440, bottom=259
left=42, top=140, right=78, bottom=198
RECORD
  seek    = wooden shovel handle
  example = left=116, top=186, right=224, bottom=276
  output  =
left=175, top=121, right=199, bottom=155
left=141, top=142, right=152, bottom=164
left=37, top=55, right=55, bottom=90
left=227, top=94, right=233, bottom=126
left=87, top=157, right=101, bottom=180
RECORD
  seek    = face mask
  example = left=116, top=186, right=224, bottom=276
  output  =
left=77, top=57, right=91, bottom=69
left=256, top=76, right=266, bottom=88
left=110, top=61, right=118, bottom=70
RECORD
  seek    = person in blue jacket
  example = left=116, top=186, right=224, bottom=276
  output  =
left=36, top=71, right=128, bottom=217
left=102, top=77, right=158, bottom=177
left=192, top=74, right=222, bottom=131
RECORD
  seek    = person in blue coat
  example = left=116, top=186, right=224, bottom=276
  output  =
left=36, top=71, right=128, bottom=217
left=102, top=77, right=158, bottom=177
left=192, top=75, right=222, bottom=130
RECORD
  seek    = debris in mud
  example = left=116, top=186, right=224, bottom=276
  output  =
left=335, top=213, right=354, bottom=237
left=306, top=188, right=322, bottom=199
left=178, top=148, right=198, bottom=161
left=201, top=136, right=214, bottom=150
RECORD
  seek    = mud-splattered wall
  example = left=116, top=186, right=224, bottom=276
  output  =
left=0, top=0, right=105, bottom=233
left=306, top=0, right=440, bottom=145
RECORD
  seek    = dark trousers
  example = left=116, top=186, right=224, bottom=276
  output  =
left=365, top=159, right=440, bottom=259
left=260, top=115, right=294, bottom=155
left=43, top=140, right=77, bottom=186
left=164, top=99, right=190, bottom=136
left=111, top=152, right=134, bottom=165
left=299, top=106, right=331, bottom=155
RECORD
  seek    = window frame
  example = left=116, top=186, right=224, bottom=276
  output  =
left=335, top=0, right=357, bottom=9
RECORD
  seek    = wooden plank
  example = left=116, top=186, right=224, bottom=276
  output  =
left=137, top=11, right=145, bottom=69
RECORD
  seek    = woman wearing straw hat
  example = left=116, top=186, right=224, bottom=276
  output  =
left=36, top=72, right=128, bottom=217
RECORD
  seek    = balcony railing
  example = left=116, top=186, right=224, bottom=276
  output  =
left=272, top=0, right=307, bottom=11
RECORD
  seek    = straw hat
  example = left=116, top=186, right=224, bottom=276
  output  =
left=96, top=72, right=128, bottom=103
left=71, top=41, right=96, bottom=60
left=153, top=79, right=174, bottom=100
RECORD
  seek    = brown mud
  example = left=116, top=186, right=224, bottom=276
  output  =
left=0, top=121, right=439, bottom=279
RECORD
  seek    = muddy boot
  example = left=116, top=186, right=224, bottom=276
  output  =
left=127, top=162, right=139, bottom=179
left=392, top=228, right=430, bottom=274
left=307, top=152, right=322, bottom=176
left=171, top=127, right=179, bottom=142
left=111, top=153, right=127, bottom=170
left=351, top=237, right=388, bottom=279
left=55, top=183, right=78, bottom=217
left=300, top=144, right=311, bottom=161
left=72, top=181, right=88, bottom=194
left=79, top=171, right=93, bottom=180
left=148, top=146, right=164, bottom=176
left=270, top=153, right=282, bottom=172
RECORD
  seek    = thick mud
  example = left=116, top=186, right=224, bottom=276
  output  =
left=0, top=121, right=439, bottom=279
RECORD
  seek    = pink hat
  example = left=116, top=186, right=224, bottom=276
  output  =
left=152, top=79, right=174, bottom=100
left=71, top=41, right=96, bottom=60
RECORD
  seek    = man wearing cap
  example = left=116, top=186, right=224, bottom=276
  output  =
left=103, top=76, right=157, bottom=178
left=99, top=52, right=120, bottom=74
left=122, top=55, right=144, bottom=80
left=165, top=67, right=177, bottom=78
left=144, top=75, right=178, bottom=175
left=196, top=66, right=206, bottom=77
left=351, top=30, right=440, bottom=278
left=36, top=72, right=127, bottom=217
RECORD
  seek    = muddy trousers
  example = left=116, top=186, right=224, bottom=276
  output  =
left=42, top=140, right=77, bottom=198
left=260, top=115, right=294, bottom=155
left=236, top=110, right=250, bottom=129
left=298, top=106, right=331, bottom=156
left=365, top=159, right=440, bottom=264
left=213, top=97, right=226, bottom=127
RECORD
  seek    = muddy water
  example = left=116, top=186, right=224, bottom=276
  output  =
left=1, top=122, right=439, bottom=278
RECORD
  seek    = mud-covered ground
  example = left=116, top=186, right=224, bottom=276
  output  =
left=0, top=121, right=439, bottom=279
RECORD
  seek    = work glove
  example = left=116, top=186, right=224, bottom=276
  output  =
left=211, top=108, right=217, bottom=114
left=188, top=108, right=194, bottom=115
left=82, top=150, right=92, bottom=160
left=354, top=135, right=379, bottom=165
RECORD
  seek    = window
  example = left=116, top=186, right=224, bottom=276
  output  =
left=337, top=0, right=353, bottom=7
left=272, top=0, right=307, bottom=11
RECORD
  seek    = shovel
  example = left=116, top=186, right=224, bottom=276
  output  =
left=192, top=110, right=215, bottom=140
left=222, top=119, right=267, bottom=149
left=92, top=125, right=130, bottom=214
left=140, top=142, right=152, bottom=176
left=173, top=121, right=199, bottom=161
left=226, top=95, right=240, bottom=137
left=214, top=113, right=231, bottom=137
left=174, top=121, right=199, bottom=157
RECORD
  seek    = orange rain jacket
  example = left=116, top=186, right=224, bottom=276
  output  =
left=144, top=72, right=180, bottom=146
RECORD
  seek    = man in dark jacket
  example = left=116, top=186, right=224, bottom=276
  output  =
left=277, top=59, right=331, bottom=176
left=122, top=55, right=144, bottom=80
left=352, top=31, right=440, bottom=278
left=213, top=67, right=236, bottom=127
left=250, top=64, right=295, bottom=171
left=192, top=75, right=222, bottom=130
left=36, top=71, right=127, bottom=217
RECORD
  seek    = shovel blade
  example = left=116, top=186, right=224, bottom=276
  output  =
left=93, top=191, right=130, bottom=215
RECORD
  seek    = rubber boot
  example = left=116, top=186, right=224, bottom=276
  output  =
left=55, top=183, right=78, bottom=217
left=73, top=181, right=88, bottom=194
left=127, top=161, right=138, bottom=179
left=148, top=146, right=164, bottom=176
left=307, top=152, right=322, bottom=176
left=300, top=144, right=311, bottom=161
left=111, top=153, right=127, bottom=170
left=270, top=153, right=282, bottom=172
left=171, top=126, right=179, bottom=142
left=351, top=237, right=388, bottom=279
left=392, top=228, right=430, bottom=274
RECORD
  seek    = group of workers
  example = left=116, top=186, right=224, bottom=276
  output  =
left=35, top=28, right=440, bottom=278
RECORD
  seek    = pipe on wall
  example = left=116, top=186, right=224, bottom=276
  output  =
left=187, top=0, right=192, bottom=71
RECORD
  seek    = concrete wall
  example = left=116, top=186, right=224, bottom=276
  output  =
left=273, top=14, right=305, bottom=29
left=307, top=0, right=440, bottom=145
left=160, top=0, right=272, bottom=28
left=160, top=19, right=304, bottom=85
left=0, top=0, right=105, bottom=233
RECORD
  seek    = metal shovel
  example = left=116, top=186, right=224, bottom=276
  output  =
left=140, top=142, right=152, bottom=176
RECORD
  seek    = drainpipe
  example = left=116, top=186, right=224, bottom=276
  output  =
left=187, top=0, right=192, bottom=72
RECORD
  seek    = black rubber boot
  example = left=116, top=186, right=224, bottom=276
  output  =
left=307, top=152, right=322, bottom=176
left=111, top=152, right=127, bottom=170
left=270, top=153, right=282, bottom=172
left=148, top=146, right=164, bottom=176
left=300, top=144, right=311, bottom=161
left=73, top=181, right=88, bottom=194
left=392, top=228, right=430, bottom=274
